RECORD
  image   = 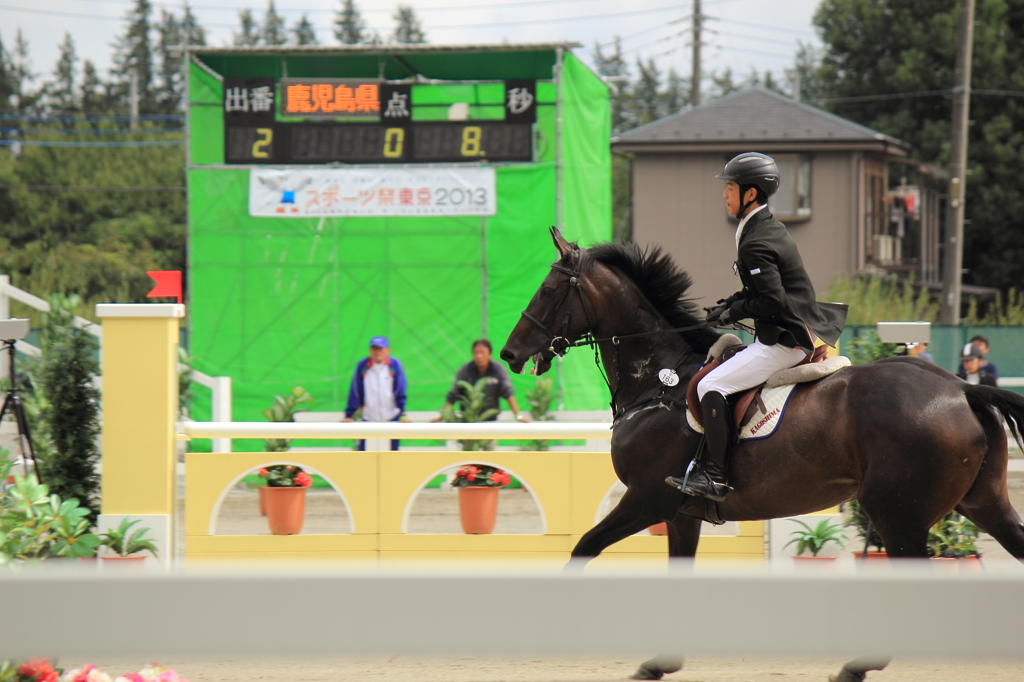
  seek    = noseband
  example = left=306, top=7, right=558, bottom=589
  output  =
left=519, top=248, right=596, bottom=357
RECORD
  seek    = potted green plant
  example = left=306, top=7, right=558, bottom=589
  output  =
left=521, top=375, right=556, bottom=452
left=929, top=511, right=981, bottom=570
left=0, top=461, right=100, bottom=566
left=98, top=518, right=158, bottom=568
left=440, top=378, right=499, bottom=451
left=449, top=465, right=511, bottom=534
left=842, top=500, right=886, bottom=559
left=257, top=465, right=313, bottom=535
left=262, top=386, right=315, bottom=453
left=784, top=518, right=846, bottom=566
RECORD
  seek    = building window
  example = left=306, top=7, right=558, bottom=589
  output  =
left=770, top=155, right=812, bottom=221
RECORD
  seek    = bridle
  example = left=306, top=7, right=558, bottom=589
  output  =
left=517, top=246, right=753, bottom=416
left=519, top=247, right=597, bottom=358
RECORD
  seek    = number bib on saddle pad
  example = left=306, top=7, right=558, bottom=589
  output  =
left=686, top=383, right=798, bottom=441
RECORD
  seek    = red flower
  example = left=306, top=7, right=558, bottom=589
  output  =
left=258, top=468, right=268, bottom=477
left=295, top=471, right=313, bottom=488
left=468, top=466, right=480, bottom=475
left=19, top=659, right=56, bottom=682
left=466, top=474, right=476, bottom=481
left=491, top=471, right=511, bottom=487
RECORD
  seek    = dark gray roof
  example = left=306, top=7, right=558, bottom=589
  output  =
left=613, top=86, right=909, bottom=154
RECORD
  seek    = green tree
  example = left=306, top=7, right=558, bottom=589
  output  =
left=111, top=0, right=155, bottom=113
left=79, top=60, right=106, bottom=113
left=11, top=29, right=38, bottom=114
left=592, top=37, right=631, bottom=134
left=38, top=312, right=101, bottom=524
left=335, top=0, right=365, bottom=44
left=261, top=0, right=288, bottom=46
left=391, top=5, right=426, bottom=44
left=292, top=14, right=319, bottom=45
left=0, top=32, right=15, bottom=113
left=631, top=57, right=662, bottom=126
left=234, top=9, right=260, bottom=46
left=45, top=32, right=77, bottom=114
left=811, top=0, right=1024, bottom=292
left=709, top=66, right=739, bottom=99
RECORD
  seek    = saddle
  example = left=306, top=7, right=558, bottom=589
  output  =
left=686, top=342, right=830, bottom=429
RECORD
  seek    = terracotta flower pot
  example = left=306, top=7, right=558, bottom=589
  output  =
left=458, top=486, right=499, bottom=534
left=648, top=522, right=668, bottom=536
left=259, top=486, right=268, bottom=516
left=265, top=485, right=307, bottom=535
left=792, top=555, right=838, bottom=569
left=857, top=550, right=889, bottom=561
left=102, top=555, right=147, bottom=571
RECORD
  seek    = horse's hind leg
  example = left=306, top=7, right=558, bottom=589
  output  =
left=951, top=404, right=1024, bottom=562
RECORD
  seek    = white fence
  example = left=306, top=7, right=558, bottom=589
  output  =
left=1, top=568, right=1022, bottom=658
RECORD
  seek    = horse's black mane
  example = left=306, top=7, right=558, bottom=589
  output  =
left=586, top=241, right=713, bottom=338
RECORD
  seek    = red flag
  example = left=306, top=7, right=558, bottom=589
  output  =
left=147, top=271, right=182, bottom=304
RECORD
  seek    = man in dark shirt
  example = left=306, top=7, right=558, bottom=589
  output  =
left=440, top=339, right=528, bottom=422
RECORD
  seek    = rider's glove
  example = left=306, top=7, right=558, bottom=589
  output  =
left=705, top=305, right=728, bottom=324
left=718, top=308, right=732, bottom=325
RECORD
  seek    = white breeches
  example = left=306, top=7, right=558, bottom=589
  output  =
left=697, top=339, right=808, bottom=401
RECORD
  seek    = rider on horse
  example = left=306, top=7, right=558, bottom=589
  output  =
left=666, top=152, right=848, bottom=502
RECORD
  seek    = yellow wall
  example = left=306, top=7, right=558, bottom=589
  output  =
left=185, top=450, right=764, bottom=566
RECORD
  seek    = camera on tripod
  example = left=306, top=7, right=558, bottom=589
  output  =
left=0, top=318, right=38, bottom=479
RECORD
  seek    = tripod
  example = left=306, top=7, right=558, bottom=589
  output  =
left=0, top=339, right=39, bottom=481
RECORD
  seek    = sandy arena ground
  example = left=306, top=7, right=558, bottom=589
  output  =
left=145, top=470, right=1024, bottom=681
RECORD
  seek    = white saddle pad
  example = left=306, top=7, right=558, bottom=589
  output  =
left=686, top=383, right=797, bottom=441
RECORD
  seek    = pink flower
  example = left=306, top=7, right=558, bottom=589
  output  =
left=295, top=471, right=313, bottom=488
left=258, top=468, right=268, bottom=477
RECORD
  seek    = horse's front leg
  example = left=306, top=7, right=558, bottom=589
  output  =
left=667, top=514, right=702, bottom=557
left=568, top=488, right=660, bottom=565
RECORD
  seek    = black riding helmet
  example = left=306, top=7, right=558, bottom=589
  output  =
left=715, top=152, right=781, bottom=196
left=716, top=152, right=780, bottom=220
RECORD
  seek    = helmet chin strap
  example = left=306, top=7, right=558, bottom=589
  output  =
left=734, top=187, right=757, bottom=220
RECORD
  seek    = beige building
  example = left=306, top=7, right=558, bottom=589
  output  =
left=612, top=87, right=943, bottom=307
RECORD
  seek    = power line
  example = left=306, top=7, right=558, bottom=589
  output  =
left=0, top=127, right=185, bottom=135
left=0, top=113, right=184, bottom=123
left=0, top=184, right=186, bottom=192
left=714, top=15, right=818, bottom=38
left=0, top=139, right=184, bottom=148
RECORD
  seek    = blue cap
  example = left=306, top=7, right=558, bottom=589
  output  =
left=370, top=336, right=389, bottom=348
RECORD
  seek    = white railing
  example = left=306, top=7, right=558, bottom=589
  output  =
left=180, top=421, right=612, bottom=441
left=1, top=568, right=1022, bottom=658
left=0, top=275, right=233, bottom=451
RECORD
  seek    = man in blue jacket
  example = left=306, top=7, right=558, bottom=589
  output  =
left=343, top=336, right=407, bottom=451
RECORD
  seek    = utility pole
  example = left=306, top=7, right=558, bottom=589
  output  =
left=690, top=0, right=702, bottom=106
left=940, top=0, right=976, bottom=325
left=129, top=70, right=140, bottom=130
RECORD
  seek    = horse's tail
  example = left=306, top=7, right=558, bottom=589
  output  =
left=962, top=383, right=1024, bottom=451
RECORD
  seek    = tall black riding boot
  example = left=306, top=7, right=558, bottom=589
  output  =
left=665, top=390, right=733, bottom=502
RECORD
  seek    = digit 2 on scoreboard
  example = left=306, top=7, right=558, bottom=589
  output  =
left=225, top=126, right=276, bottom=163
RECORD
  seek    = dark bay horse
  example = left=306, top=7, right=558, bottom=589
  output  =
left=501, top=229, right=1024, bottom=564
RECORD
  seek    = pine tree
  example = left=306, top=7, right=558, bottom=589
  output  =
left=0, top=32, right=16, bottom=114
left=293, top=14, right=318, bottom=45
left=592, top=37, right=630, bottom=134
left=79, top=60, right=104, bottom=113
left=631, top=58, right=661, bottom=126
left=12, top=29, right=38, bottom=113
left=39, top=323, right=102, bottom=524
left=46, top=32, right=78, bottom=114
left=334, top=0, right=365, bottom=45
left=156, top=9, right=189, bottom=112
left=111, top=0, right=155, bottom=113
left=234, top=9, right=260, bottom=46
left=261, top=0, right=288, bottom=46
left=181, top=3, right=206, bottom=48
left=391, top=5, right=426, bottom=44
left=661, top=66, right=688, bottom=115
left=710, top=67, right=739, bottom=99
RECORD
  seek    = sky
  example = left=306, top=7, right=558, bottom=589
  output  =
left=0, top=0, right=821, bottom=91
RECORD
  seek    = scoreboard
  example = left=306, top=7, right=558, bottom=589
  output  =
left=222, top=77, right=537, bottom=165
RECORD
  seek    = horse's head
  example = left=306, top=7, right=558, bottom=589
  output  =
left=500, top=227, right=597, bottom=376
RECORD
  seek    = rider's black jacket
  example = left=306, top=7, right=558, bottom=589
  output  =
left=723, top=208, right=847, bottom=353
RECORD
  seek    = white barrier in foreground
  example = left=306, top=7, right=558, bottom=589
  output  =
left=180, top=421, right=613, bottom=440
left=1, top=569, right=1022, bottom=658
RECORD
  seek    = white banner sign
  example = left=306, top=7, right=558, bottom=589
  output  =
left=248, top=167, right=496, bottom=218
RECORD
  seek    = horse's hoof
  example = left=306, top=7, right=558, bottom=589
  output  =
left=631, top=656, right=683, bottom=680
